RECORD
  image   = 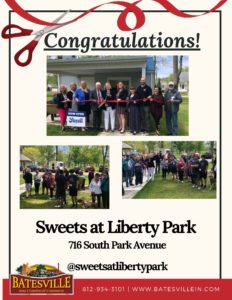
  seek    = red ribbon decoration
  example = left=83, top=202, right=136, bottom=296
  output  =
left=4, top=0, right=145, bottom=31
left=152, top=0, right=228, bottom=18
left=4, top=0, right=228, bottom=31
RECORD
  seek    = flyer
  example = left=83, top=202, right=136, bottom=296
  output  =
left=1, top=0, right=232, bottom=299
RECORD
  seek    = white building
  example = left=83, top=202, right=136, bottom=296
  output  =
left=47, top=56, right=156, bottom=90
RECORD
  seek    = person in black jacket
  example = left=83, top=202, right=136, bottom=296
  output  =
left=23, top=168, right=33, bottom=198
left=55, top=170, right=67, bottom=208
left=136, top=77, right=152, bottom=133
left=102, top=82, right=116, bottom=132
left=56, top=84, right=72, bottom=131
left=116, top=81, right=128, bottom=134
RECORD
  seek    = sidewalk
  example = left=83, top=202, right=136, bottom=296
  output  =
left=123, top=180, right=149, bottom=199
left=20, top=184, right=26, bottom=195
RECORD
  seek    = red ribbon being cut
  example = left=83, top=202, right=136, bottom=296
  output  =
left=60, top=98, right=160, bottom=103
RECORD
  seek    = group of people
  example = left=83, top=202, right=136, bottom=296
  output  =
left=51, top=78, right=182, bottom=135
left=22, top=167, right=110, bottom=209
left=122, top=151, right=216, bottom=190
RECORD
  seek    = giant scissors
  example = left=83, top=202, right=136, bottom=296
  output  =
left=2, top=11, right=70, bottom=67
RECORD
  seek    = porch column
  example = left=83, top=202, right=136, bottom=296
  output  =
left=142, top=67, right=146, bottom=79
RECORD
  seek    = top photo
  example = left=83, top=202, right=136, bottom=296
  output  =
left=47, top=55, right=189, bottom=136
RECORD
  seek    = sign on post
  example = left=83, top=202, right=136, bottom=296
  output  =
left=67, top=111, right=86, bottom=127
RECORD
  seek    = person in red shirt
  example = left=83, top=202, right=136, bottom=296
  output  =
left=150, top=87, right=164, bottom=135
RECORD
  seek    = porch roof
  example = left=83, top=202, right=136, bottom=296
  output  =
left=47, top=56, right=148, bottom=76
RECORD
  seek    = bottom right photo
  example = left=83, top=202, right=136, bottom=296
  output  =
left=122, top=141, right=216, bottom=199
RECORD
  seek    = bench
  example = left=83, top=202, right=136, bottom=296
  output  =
left=47, top=103, right=58, bottom=115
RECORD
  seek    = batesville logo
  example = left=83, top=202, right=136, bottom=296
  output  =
left=10, top=263, right=73, bottom=294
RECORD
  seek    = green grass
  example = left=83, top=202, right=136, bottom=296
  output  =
left=47, top=91, right=53, bottom=99
left=133, top=172, right=216, bottom=199
left=20, top=174, right=25, bottom=185
left=20, top=188, right=93, bottom=209
left=47, top=97, right=188, bottom=136
left=47, top=125, right=98, bottom=136
left=149, top=97, right=189, bottom=136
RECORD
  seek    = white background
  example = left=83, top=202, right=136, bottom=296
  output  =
left=0, top=0, right=231, bottom=296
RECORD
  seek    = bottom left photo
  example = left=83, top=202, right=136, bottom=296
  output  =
left=19, top=145, right=109, bottom=209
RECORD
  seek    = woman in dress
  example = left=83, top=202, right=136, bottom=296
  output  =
left=116, top=82, right=128, bottom=134
left=75, top=81, right=91, bottom=131
left=150, top=87, right=164, bottom=135
left=128, top=86, right=140, bottom=135
left=56, top=84, right=72, bottom=131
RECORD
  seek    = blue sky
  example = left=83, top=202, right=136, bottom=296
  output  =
left=156, top=56, right=189, bottom=78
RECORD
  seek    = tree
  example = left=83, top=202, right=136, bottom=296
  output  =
left=102, top=146, right=109, bottom=167
left=36, top=264, right=46, bottom=271
left=22, top=147, right=42, bottom=165
left=16, top=265, right=22, bottom=273
left=173, top=56, right=183, bottom=88
left=38, top=146, right=55, bottom=166
left=124, top=141, right=146, bottom=153
left=69, top=146, right=81, bottom=166
left=47, top=73, right=58, bottom=85
left=209, top=141, right=216, bottom=155
left=69, top=146, right=103, bottom=168
left=55, top=146, right=58, bottom=161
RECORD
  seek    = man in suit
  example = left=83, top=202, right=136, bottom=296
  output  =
left=91, top=82, right=104, bottom=130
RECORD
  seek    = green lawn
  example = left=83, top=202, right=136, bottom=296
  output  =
left=20, top=188, right=93, bottom=209
left=20, top=174, right=24, bottom=185
left=133, top=171, right=216, bottom=199
left=47, top=91, right=53, bottom=99
left=47, top=125, right=99, bottom=136
left=47, top=97, right=188, bottom=136
left=148, top=96, right=188, bottom=136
